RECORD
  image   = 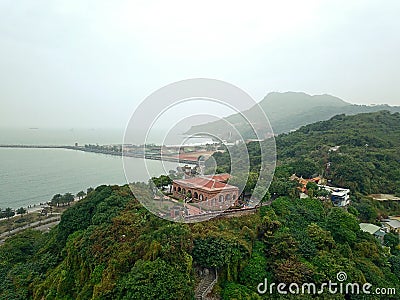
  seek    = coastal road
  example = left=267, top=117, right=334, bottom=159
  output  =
left=0, top=216, right=60, bottom=245
left=31, top=220, right=60, bottom=233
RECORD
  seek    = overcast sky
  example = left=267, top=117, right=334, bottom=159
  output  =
left=1, top=0, right=399, bottom=129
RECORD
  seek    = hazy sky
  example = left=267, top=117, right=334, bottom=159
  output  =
left=1, top=0, right=399, bottom=129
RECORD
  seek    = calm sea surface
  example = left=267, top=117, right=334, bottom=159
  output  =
left=0, top=128, right=187, bottom=209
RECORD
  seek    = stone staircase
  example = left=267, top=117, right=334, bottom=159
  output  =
left=195, top=268, right=218, bottom=300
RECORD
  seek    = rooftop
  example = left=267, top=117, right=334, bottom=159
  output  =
left=374, top=229, right=386, bottom=237
left=204, top=173, right=231, bottom=182
left=359, top=223, right=381, bottom=235
left=319, top=185, right=350, bottom=195
left=173, top=176, right=237, bottom=192
left=382, top=219, right=400, bottom=229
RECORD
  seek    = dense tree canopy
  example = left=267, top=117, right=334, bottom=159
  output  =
left=210, top=111, right=400, bottom=196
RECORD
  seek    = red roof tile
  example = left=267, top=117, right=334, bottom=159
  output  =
left=173, top=176, right=237, bottom=191
left=204, top=173, right=231, bottom=182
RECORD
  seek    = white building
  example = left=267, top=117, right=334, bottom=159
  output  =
left=319, top=185, right=350, bottom=207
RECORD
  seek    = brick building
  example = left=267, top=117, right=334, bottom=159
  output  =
left=172, top=174, right=239, bottom=210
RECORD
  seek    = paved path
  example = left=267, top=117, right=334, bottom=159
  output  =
left=195, top=269, right=217, bottom=300
left=0, top=216, right=60, bottom=244
left=31, top=220, right=60, bottom=233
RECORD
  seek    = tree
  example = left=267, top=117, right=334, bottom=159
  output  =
left=384, top=233, right=400, bottom=255
left=239, top=242, right=270, bottom=290
left=274, top=258, right=314, bottom=284
left=51, top=194, right=62, bottom=207
left=76, top=191, right=86, bottom=200
left=306, top=181, right=319, bottom=191
left=16, top=207, right=26, bottom=217
left=269, top=180, right=298, bottom=197
left=289, top=158, right=320, bottom=178
left=307, top=223, right=335, bottom=250
left=325, top=208, right=360, bottom=245
left=395, top=187, right=400, bottom=198
left=117, top=258, right=193, bottom=300
left=354, top=202, right=378, bottom=223
left=151, top=175, right=172, bottom=188
left=192, top=236, right=234, bottom=268
left=62, top=193, right=75, bottom=206
left=244, top=172, right=259, bottom=194
left=87, top=187, right=94, bottom=194
left=267, top=231, right=298, bottom=259
left=4, top=207, right=15, bottom=219
left=347, top=206, right=359, bottom=217
left=389, top=255, right=400, bottom=278
left=222, top=283, right=261, bottom=300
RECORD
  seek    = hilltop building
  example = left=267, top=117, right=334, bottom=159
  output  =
left=381, top=217, right=400, bottom=234
left=359, top=223, right=387, bottom=243
left=290, top=174, right=323, bottom=193
left=290, top=174, right=351, bottom=207
left=172, top=174, right=239, bottom=210
left=319, top=185, right=351, bottom=207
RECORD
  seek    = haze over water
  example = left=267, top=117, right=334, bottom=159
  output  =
left=0, top=128, right=185, bottom=209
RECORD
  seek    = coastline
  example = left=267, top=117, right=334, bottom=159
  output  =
left=0, top=144, right=200, bottom=165
left=0, top=196, right=81, bottom=222
left=0, top=145, right=198, bottom=212
left=0, top=196, right=83, bottom=243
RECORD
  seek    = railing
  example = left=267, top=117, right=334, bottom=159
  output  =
left=201, top=269, right=218, bottom=300
left=184, top=203, right=270, bottom=221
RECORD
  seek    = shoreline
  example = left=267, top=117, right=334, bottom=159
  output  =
left=0, top=145, right=199, bottom=214
left=0, top=196, right=84, bottom=243
left=0, top=144, right=200, bottom=165
left=0, top=196, right=81, bottom=222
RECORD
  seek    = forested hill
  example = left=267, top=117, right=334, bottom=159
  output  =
left=2, top=111, right=400, bottom=299
left=186, top=92, right=400, bottom=138
left=208, top=110, right=400, bottom=197
left=274, top=110, right=400, bottom=195
left=3, top=184, right=400, bottom=300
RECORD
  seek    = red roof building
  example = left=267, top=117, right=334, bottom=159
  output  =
left=172, top=174, right=239, bottom=210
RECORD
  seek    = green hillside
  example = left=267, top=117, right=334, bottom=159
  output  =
left=2, top=111, right=400, bottom=299
left=2, top=184, right=400, bottom=300
left=212, top=111, right=400, bottom=197
left=186, top=92, right=400, bottom=138
left=277, top=111, right=400, bottom=194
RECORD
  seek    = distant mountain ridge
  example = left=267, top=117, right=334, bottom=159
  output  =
left=185, top=92, right=400, bottom=139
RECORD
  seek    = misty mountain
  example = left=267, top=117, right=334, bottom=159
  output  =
left=185, top=92, right=400, bottom=139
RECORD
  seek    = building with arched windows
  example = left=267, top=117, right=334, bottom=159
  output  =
left=172, top=174, right=239, bottom=209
